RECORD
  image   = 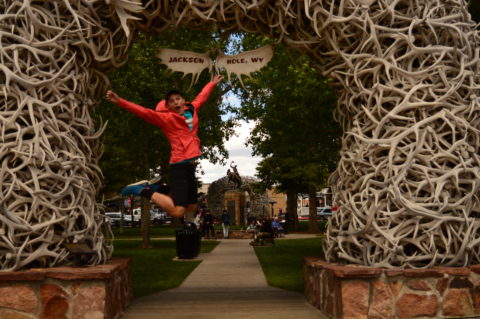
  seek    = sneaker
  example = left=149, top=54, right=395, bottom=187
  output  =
left=121, top=181, right=150, bottom=196
left=147, top=177, right=170, bottom=195
left=147, top=176, right=163, bottom=185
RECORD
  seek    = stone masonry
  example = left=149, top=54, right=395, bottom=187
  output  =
left=0, top=258, right=132, bottom=319
left=304, top=257, right=480, bottom=319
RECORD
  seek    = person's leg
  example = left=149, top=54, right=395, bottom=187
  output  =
left=121, top=180, right=187, bottom=218
left=167, top=163, right=192, bottom=219
left=180, top=164, right=198, bottom=223
left=222, top=223, right=227, bottom=238
left=210, top=224, right=216, bottom=239
left=150, top=192, right=186, bottom=218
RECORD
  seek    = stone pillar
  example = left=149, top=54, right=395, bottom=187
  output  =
left=224, top=190, right=246, bottom=226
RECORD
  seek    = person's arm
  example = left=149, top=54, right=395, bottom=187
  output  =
left=190, top=75, right=223, bottom=110
left=105, top=90, right=166, bottom=127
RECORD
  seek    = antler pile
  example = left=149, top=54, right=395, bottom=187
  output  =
left=0, top=0, right=132, bottom=270
left=1, top=0, right=479, bottom=270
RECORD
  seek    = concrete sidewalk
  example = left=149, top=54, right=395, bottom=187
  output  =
left=122, top=238, right=327, bottom=319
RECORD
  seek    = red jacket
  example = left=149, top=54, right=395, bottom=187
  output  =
left=115, top=82, right=217, bottom=164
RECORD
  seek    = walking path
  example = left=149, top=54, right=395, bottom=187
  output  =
left=122, top=236, right=327, bottom=319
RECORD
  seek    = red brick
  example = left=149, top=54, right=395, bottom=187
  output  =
left=327, top=265, right=382, bottom=279
left=407, top=279, right=430, bottom=291
left=319, top=270, right=328, bottom=312
left=369, top=281, right=393, bottom=319
left=30, top=258, right=131, bottom=281
left=443, top=288, right=473, bottom=317
left=0, top=309, right=35, bottom=319
left=40, top=284, right=68, bottom=319
left=0, top=285, right=37, bottom=313
left=72, top=284, right=106, bottom=319
left=433, top=266, right=470, bottom=276
left=403, top=269, right=443, bottom=278
left=385, top=269, right=404, bottom=277
left=449, top=277, right=473, bottom=289
left=473, top=283, right=480, bottom=314
left=436, top=277, right=449, bottom=296
left=396, top=293, right=438, bottom=318
left=469, top=264, right=480, bottom=274
left=341, top=281, right=369, bottom=319
left=389, top=281, right=403, bottom=296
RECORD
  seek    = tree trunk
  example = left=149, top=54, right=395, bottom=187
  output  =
left=140, top=197, right=151, bottom=248
left=129, top=196, right=135, bottom=227
left=286, top=188, right=298, bottom=231
left=119, top=201, right=125, bottom=235
left=308, top=185, right=319, bottom=233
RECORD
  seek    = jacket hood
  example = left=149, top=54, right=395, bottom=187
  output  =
left=155, top=100, right=168, bottom=112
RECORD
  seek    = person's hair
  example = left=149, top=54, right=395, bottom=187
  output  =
left=165, top=89, right=183, bottom=102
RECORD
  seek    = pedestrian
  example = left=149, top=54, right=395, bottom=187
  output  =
left=105, top=75, right=224, bottom=221
left=203, top=210, right=215, bottom=239
left=221, top=209, right=230, bottom=239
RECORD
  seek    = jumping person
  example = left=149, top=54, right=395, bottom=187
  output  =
left=105, top=75, right=223, bottom=220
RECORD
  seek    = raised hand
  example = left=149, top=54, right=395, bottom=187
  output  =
left=213, top=75, right=223, bottom=84
left=105, top=90, right=120, bottom=103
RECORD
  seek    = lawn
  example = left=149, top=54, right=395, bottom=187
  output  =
left=112, top=225, right=177, bottom=238
left=295, top=220, right=328, bottom=232
left=111, top=220, right=327, bottom=238
left=112, top=239, right=219, bottom=297
left=254, top=237, right=324, bottom=293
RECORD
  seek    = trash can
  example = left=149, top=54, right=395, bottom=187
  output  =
left=175, top=224, right=201, bottom=259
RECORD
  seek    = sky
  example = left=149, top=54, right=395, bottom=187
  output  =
left=199, top=93, right=262, bottom=184
left=199, top=119, right=262, bottom=184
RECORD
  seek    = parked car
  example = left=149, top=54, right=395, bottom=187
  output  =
left=123, top=209, right=140, bottom=227
left=297, top=206, right=333, bottom=220
left=150, top=209, right=171, bottom=225
left=317, top=206, right=333, bottom=220
left=104, top=212, right=122, bottom=227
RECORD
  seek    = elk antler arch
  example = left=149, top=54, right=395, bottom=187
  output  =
left=1, top=0, right=479, bottom=270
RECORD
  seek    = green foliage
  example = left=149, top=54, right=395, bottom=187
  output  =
left=112, top=239, right=219, bottom=297
left=254, top=237, right=323, bottom=292
left=469, top=1, right=480, bottom=22
left=231, top=34, right=342, bottom=194
left=94, top=28, right=237, bottom=195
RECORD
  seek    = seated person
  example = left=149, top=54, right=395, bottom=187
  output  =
left=250, top=219, right=275, bottom=246
left=271, top=217, right=284, bottom=237
left=246, top=219, right=258, bottom=233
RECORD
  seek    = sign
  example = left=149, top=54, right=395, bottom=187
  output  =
left=156, top=45, right=274, bottom=88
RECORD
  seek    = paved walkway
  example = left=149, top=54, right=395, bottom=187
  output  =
left=122, top=237, right=327, bottom=319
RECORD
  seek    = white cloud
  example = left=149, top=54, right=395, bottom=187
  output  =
left=199, top=120, right=262, bottom=183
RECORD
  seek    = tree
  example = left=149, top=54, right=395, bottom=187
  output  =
left=232, top=35, right=342, bottom=232
left=469, top=1, right=480, bottom=22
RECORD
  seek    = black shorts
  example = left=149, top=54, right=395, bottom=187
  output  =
left=169, top=162, right=197, bottom=207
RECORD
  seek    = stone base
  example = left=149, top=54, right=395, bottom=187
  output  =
left=227, top=230, right=255, bottom=239
left=304, top=257, right=480, bottom=319
left=0, top=257, right=132, bottom=319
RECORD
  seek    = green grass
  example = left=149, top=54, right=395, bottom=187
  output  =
left=112, top=225, right=177, bottom=238
left=295, top=220, right=328, bottom=232
left=254, top=237, right=324, bottom=293
left=112, top=239, right=219, bottom=297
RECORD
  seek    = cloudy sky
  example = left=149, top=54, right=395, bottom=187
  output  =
left=199, top=120, right=262, bottom=183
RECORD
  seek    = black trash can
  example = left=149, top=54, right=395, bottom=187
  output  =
left=175, top=227, right=201, bottom=259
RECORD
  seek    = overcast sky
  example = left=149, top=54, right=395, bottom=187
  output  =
left=199, top=120, right=262, bottom=183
